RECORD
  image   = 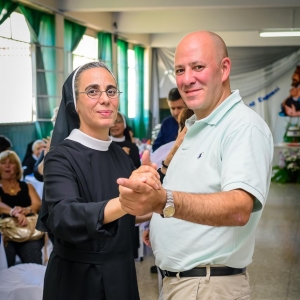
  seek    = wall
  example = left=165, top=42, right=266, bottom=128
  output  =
left=0, top=123, right=38, bottom=160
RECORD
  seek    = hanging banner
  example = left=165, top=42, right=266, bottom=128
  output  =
left=279, top=66, right=300, bottom=117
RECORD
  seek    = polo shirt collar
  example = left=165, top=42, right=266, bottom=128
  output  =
left=186, top=90, right=242, bottom=128
left=66, top=129, right=112, bottom=151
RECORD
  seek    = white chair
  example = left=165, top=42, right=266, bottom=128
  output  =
left=0, top=263, right=46, bottom=300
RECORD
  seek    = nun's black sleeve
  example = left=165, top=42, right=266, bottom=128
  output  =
left=43, top=150, right=118, bottom=244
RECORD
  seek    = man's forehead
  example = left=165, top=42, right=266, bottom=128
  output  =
left=175, top=35, right=213, bottom=64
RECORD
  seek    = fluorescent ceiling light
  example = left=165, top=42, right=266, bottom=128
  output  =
left=260, top=31, right=300, bottom=37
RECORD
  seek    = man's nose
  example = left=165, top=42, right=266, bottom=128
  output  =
left=182, top=68, right=196, bottom=86
left=174, top=109, right=181, bottom=116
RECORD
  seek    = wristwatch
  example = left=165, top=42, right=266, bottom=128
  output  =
left=162, top=189, right=175, bottom=218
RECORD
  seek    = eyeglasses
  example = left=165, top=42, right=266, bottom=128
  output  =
left=77, top=88, right=122, bottom=99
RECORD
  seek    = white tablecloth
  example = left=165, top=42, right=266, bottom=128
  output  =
left=0, top=263, right=46, bottom=300
left=0, top=235, right=8, bottom=270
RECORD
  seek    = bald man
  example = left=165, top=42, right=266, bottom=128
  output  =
left=118, top=31, right=273, bottom=299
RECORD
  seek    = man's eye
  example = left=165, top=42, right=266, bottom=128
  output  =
left=194, top=65, right=204, bottom=70
left=107, top=88, right=117, bottom=96
left=175, top=69, right=184, bottom=75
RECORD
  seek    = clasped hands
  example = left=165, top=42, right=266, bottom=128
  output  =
left=117, top=127, right=187, bottom=216
left=10, top=206, right=28, bottom=226
left=117, top=150, right=166, bottom=216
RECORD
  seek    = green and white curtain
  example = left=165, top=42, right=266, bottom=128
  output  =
left=0, top=0, right=18, bottom=25
left=132, top=45, right=148, bottom=139
left=117, top=39, right=128, bottom=116
left=98, top=32, right=112, bottom=71
left=64, top=19, right=86, bottom=75
left=19, top=5, right=56, bottom=138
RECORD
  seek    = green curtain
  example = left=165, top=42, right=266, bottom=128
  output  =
left=0, top=0, right=18, bottom=25
left=64, top=19, right=86, bottom=76
left=19, top=5, right=55, bottom=138
left=98, top=32, right=112, bottom=70
left=117, top=39, right=128, bottom=116
left=132, top=45, right=148, bottom=139
left=64, top=19, right=86, bottom=52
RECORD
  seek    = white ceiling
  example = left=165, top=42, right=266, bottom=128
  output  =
left=29, top=0, right=300, bottom=47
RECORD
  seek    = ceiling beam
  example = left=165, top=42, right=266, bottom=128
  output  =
left=150, top=31, right=300, bottom=48
left=58, top=0, right=300, bottom=12
left=115, top=8, right=300, bottom=34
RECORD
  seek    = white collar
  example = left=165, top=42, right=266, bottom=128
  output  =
left=110, top=136, right=125, bottom=142
left=66, top=129, right=112, bottom=151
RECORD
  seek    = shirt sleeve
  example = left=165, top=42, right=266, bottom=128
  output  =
left=221, top=124, right=273, bottom=212
left=43, top=150, right=118, bottom=243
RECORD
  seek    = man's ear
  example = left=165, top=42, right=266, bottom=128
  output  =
left=221, top=57, right=231, bottom=82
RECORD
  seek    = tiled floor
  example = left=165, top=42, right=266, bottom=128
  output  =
left=135, top=183, right=300, bottom=300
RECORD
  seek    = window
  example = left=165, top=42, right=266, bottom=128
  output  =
left=73, top=35, right=98, bottom=70
left=0, top=12, right=33, bottom=123
left=127, top=49, right=136, bottom=118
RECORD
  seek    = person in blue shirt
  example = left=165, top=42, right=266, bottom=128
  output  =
left=152, top=88, right=186, bottom=152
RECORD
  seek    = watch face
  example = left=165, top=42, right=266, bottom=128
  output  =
left=164, top=204, right=175, bottom=217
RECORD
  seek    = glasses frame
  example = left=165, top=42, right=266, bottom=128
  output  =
left=77, top=88, right=122, bottom=99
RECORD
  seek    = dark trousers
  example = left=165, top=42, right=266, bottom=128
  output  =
left=5, top=238, right=44, bottom=267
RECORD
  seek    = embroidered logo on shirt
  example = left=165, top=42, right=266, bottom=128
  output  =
left=197, top=152, right=204, bottom=159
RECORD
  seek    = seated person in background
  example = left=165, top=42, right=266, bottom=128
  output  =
left=0, top=150, right=43, bottom=267
left=33, top=137, right=51, bottom=182
left=0, top=135, right=12, bottom=153
left=151, top=107, right=194, bottom=168
left=22, top=139, right=46, bottom=177
left=110, top=112, right=141, bottom=168
left=33, top=107, right=59, bottom=181
left=127, top=126, right=135, bottom=143
left=152, top=87, right=186, bottom=152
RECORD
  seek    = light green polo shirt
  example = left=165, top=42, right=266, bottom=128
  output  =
left=150, top=90, right=273, bottom=271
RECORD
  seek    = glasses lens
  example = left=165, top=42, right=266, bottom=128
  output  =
left=87, top=89, right=100, bottom=99
left=106, top=88, right=119, bottom=98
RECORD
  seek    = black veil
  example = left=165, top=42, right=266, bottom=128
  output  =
left=50, top=68, right=80, bottom=147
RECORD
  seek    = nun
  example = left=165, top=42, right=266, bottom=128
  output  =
left=37, top=61, right=158, bottom=300
left=109, top=111, right=141, bottom=168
